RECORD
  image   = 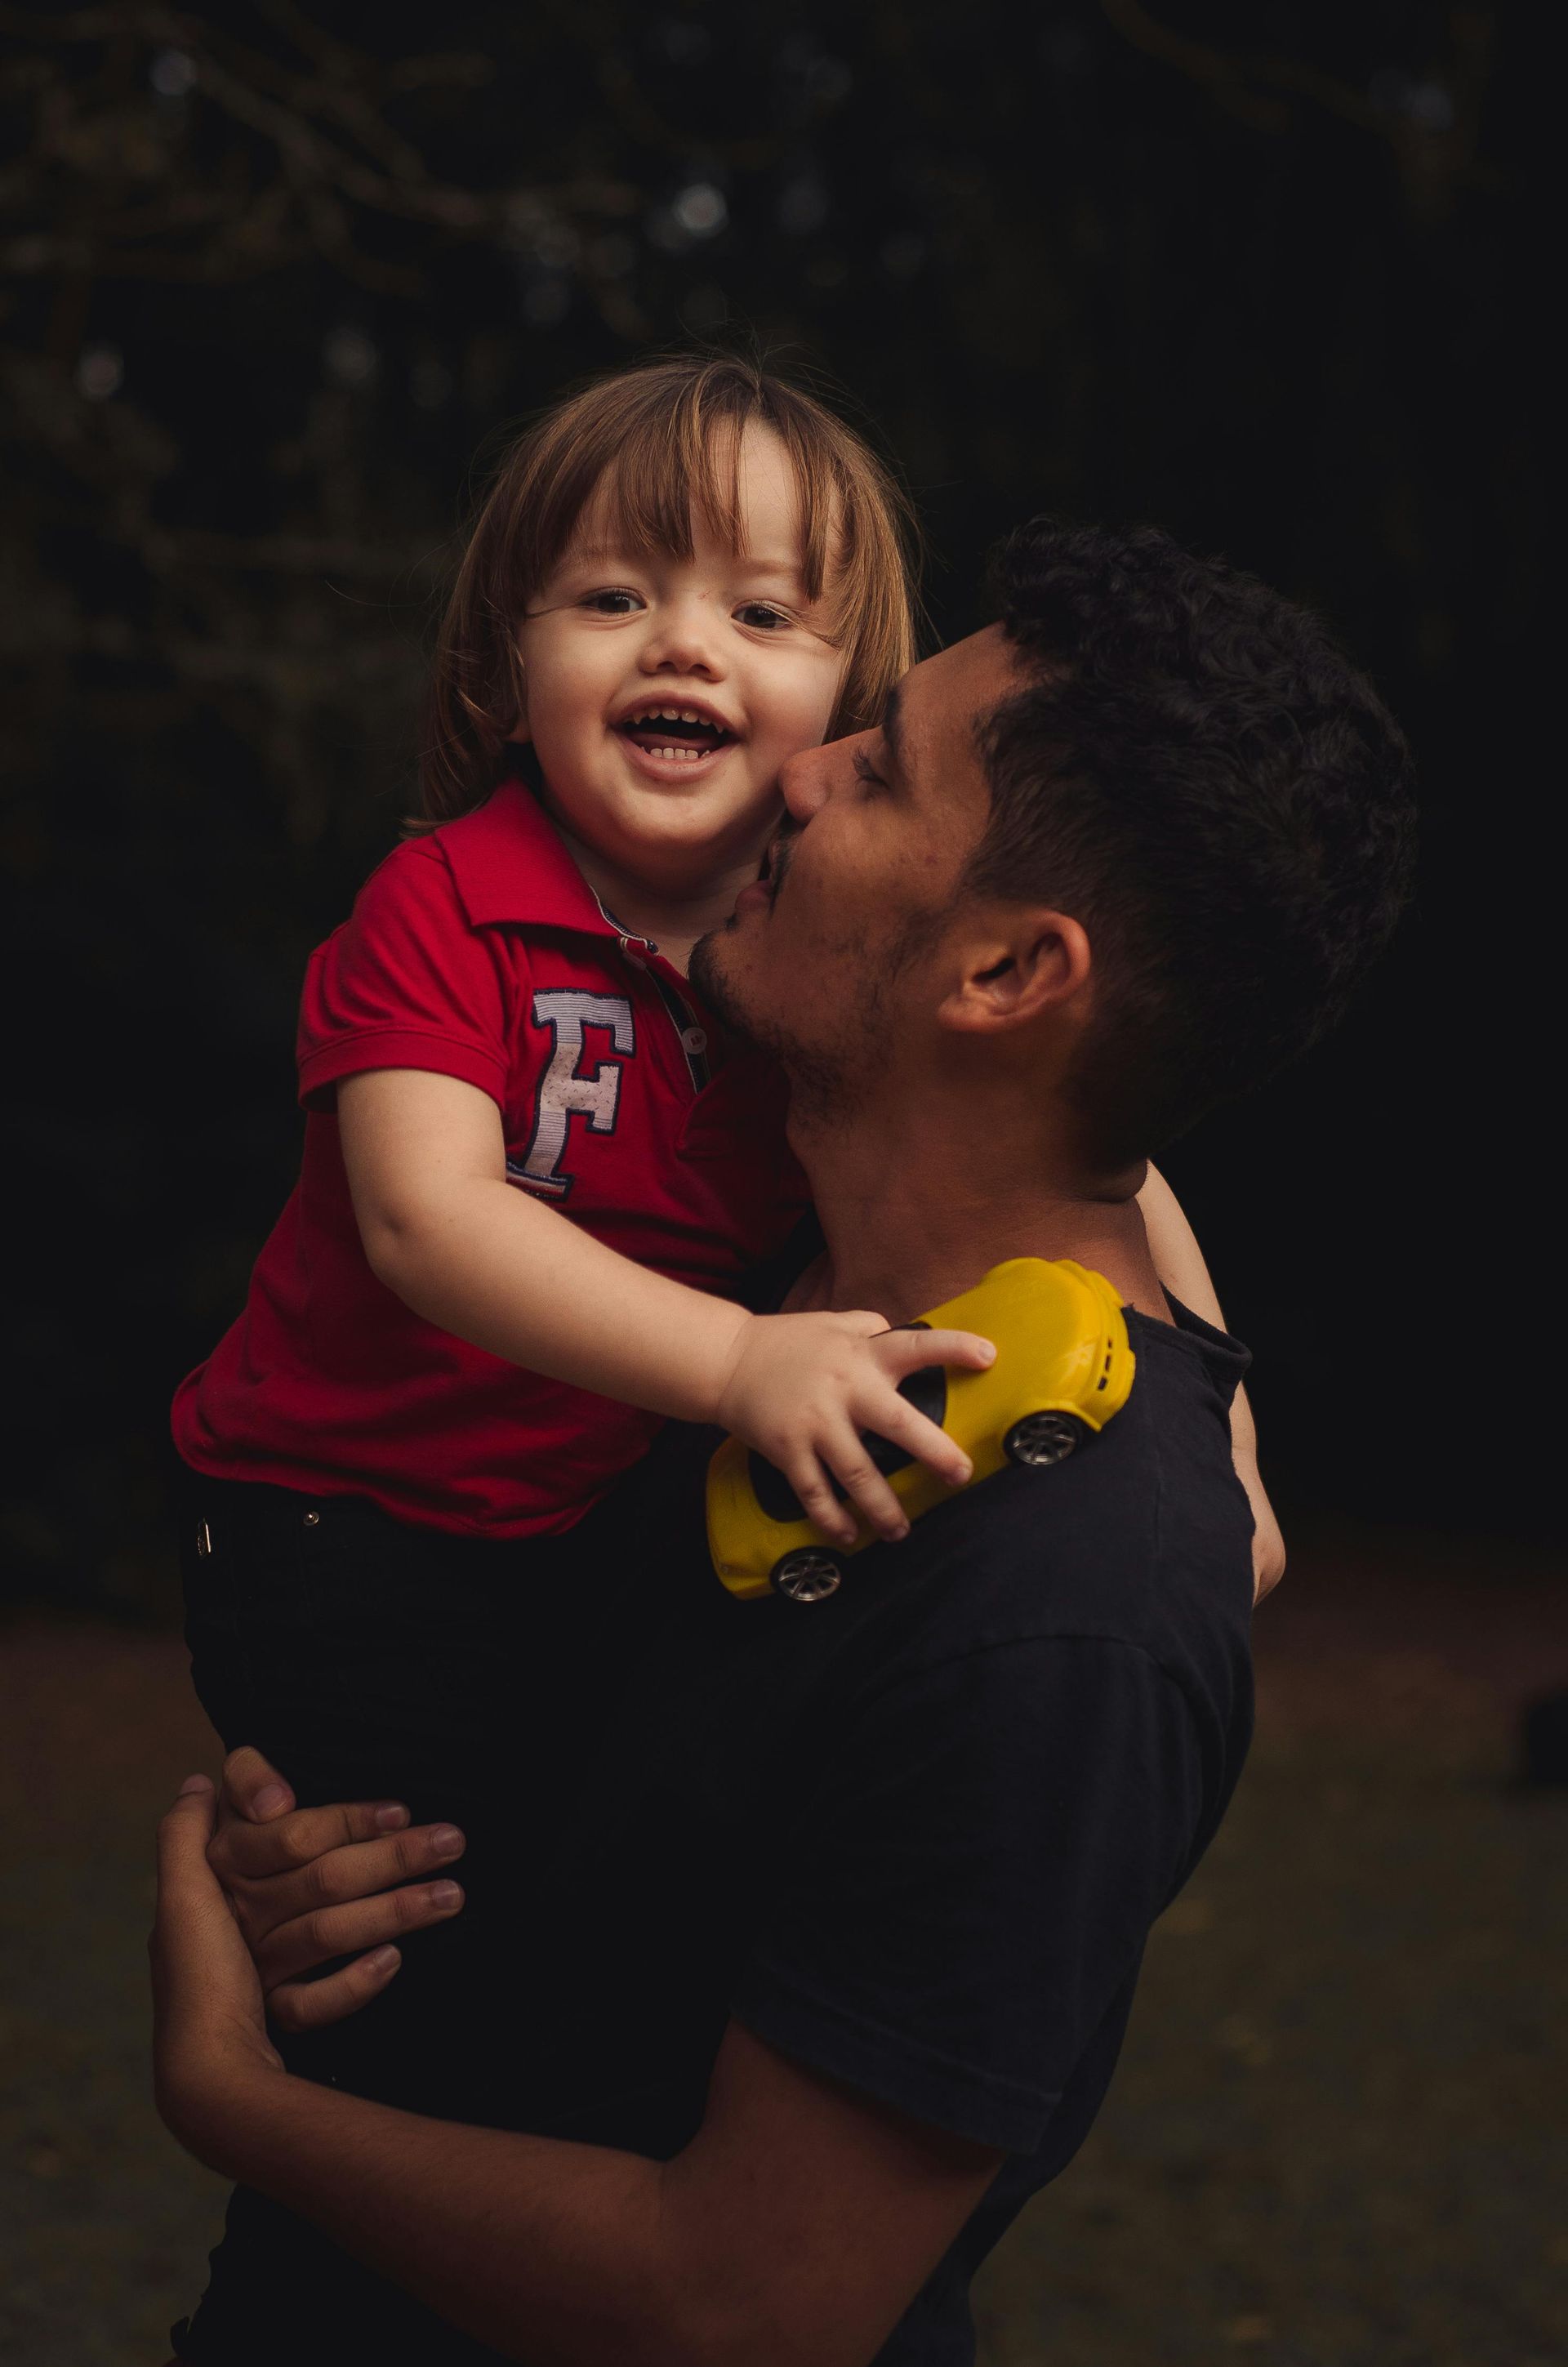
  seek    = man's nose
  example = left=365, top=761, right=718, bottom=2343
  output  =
left=780, top=744, right=832, bottom=823
left=637, top=597, right=726, bottom=680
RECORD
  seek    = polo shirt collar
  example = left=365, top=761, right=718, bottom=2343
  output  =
left=439, top=778, right=617, bottom=938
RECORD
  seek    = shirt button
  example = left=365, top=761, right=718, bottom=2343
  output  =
left=302, top=1510, right=321, bottom=1527
left=682, top=1026, right=708, bottom=1056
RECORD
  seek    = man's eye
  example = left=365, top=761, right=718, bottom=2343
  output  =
left=851, top=750, right=886, bottom=792
left=736, top=603, right=791, bottom=631
left=583, top=589, right=643, bottom=614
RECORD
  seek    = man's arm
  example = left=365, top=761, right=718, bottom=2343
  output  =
left=1138, top=1161, right=1285, bottom=1599
left=154, top=1777, right=998, bottom=2367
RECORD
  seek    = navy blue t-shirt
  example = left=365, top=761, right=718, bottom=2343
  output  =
left=563, top=1298, right=1255, bottom=2360
left=179, top=1297, right=1254, bottom=2366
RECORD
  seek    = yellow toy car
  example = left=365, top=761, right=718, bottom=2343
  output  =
left=707, top=1257, right=1136, bottom=1603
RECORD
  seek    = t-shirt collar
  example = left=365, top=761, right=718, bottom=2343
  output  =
left=438, top=777, right=621, bottom=938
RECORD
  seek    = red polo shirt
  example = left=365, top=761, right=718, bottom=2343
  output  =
left=172, top=782, right=808, bottom=1538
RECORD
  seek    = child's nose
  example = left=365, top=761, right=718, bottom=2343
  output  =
left=638, top=600, right=725, bottom=680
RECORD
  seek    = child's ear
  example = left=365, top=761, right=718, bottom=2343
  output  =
left=938, top=912, right=1092, bottom=1034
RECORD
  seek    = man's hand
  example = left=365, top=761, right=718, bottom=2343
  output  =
left=715, top=1310, right=996, bottom=1549
left=151, top=1773, right=287, bottom=2171
left=206, top=1748, right=467, bottom=2032
left=1235, top=1458, right=1286, bottom=1605
left=1250, top=1490, right=1287, bottom=1604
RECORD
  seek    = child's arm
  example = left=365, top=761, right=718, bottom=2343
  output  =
left=1138, top=1164, right=1285, bottom=1602
left=337, top=1068, right=993, bottom=1552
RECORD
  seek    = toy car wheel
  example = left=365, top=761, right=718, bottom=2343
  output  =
left=1003, top=1411, right=1089, bottom=1468
left=772, top=1548, right=844, bottom=1603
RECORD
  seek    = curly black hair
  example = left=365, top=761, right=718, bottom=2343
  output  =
left=973, top=518, right=1416, bottom=1163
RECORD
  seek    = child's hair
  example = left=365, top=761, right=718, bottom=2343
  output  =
left=420, top=353, right=920, bottom=826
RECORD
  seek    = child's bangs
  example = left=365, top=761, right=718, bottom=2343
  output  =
left=533, top=371, right=873, bottom=638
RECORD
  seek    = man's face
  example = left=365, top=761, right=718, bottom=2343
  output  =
left=693, top=626, right=1026, bottom=1103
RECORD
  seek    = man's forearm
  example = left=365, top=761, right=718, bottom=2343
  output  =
left=195, top=2066, right=698, bottom=2367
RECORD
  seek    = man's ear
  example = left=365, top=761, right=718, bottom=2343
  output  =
left=938, top=910, right=1092, bottom=1034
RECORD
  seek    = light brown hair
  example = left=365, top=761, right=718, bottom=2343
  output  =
left=420, top=353, right=920, bottom=825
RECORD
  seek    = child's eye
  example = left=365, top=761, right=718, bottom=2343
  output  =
left=583, top=589, right=644, bottom=615
left=735, top=602, right=792, bottom=631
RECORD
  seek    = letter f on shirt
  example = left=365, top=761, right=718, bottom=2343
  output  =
left=512, top=990, right=637, bottom=1199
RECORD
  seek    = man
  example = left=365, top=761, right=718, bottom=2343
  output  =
left=152, top=519, right=1414, bottom=2365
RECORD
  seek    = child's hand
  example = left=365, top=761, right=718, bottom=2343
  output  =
left=715, top=1311, right=996, bottom=1549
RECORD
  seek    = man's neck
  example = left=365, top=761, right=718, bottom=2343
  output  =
left=790, top=1095, right=1169, bottom=1326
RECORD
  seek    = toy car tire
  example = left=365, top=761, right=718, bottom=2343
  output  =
left=771, top=1548, right=845, bottom=1603
left=1003, top=1411, right=1090, bottom=1469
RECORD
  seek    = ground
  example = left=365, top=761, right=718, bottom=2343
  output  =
left=2, top=1523, right=1565, bottom=2366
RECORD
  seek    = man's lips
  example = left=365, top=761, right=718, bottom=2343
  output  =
left=733, top=830, right=795, bottom=916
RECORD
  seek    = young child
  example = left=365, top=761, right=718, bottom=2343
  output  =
left=172, top=352, right=1272, bottom=1868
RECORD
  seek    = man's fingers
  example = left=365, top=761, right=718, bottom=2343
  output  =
left=256, top=1879, right=466, bottom=1986
left=220, top=1746, right=297, bottom=1824
left=211, top=1798, right=417, bottom=1882
left=155, top=1775, right=219, bottom=1909
left=283, top=1825, right=466, bottom=1915
left=240, top=1825, right=466, bottom=1948
left=268, top=1946, right=403, bottom=2035
left=219, top=1824, right=466, bottom=1949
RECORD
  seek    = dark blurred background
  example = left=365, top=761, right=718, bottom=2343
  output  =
left=3, top=9, right=1562, bottom=2366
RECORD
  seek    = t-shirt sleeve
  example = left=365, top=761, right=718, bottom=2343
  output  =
left=731, top=1636, right=1206, bottom=2153
left=296, top=840, right=515, bottom=1112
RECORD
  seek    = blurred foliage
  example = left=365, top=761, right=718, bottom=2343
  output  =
left=0, top=2, right=1539, bottom=1615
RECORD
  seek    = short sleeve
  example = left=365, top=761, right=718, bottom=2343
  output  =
left=732, top=1637, right=1205, bottom=2152
left=297, top=840, right=516, bottom=1112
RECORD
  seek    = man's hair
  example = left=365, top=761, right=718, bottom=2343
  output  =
left=971, top=518, right=1415, bottom=1162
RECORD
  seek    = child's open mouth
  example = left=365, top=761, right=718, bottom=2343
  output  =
left=616, top=705, right=737, bottom=766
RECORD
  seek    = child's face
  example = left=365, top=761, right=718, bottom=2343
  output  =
left=516, top=425, right=846, bottom=888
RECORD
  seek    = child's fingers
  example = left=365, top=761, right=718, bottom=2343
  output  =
left=817, top=1421, right=912, bottom=1543
left=874, top=1325, right=996, bottom=1376
left=861, top=1387, right=973, bottom=1491
left=267, top=1946, right=403, bottom=2035
left=254, top=1879, right=466, bottom=1988
left=779, top=1449, right=860, bottom=1551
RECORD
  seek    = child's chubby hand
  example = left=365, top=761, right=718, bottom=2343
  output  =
left=715, top=1311, right=997, bottom=1550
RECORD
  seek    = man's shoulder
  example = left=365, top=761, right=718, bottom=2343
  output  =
left=869, top=1301, right=1254, bottom=1696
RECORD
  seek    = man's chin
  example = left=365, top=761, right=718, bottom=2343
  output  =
left=688, top=925, right=755, bottom=1040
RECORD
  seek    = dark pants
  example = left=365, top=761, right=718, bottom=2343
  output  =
left=172, top=1464, right=600, bottom=2364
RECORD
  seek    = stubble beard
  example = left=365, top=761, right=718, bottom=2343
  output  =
left=690, top=893, right=935, bottom=1135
